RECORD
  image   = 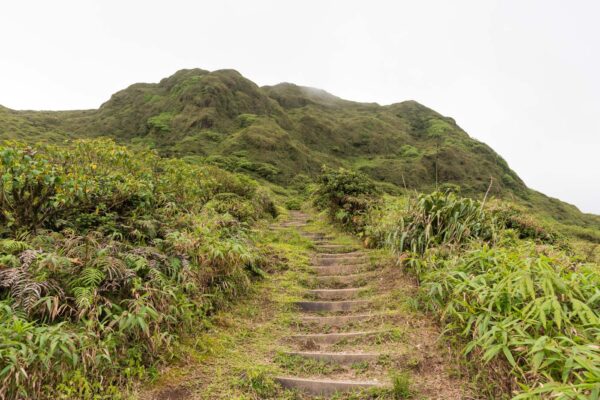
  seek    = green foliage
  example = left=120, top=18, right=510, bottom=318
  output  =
left=1, top=68, right=598, bottom=240
left=284, top=197, right=302, bottom=210
left=488, top=201, right=564, bottom=245
left=0, top=145, right=65, bottom=232
left=371, top=191, right=497, bottom=255
left=399, top=145, right=420, bottom=158
left=410, top=243, right=600, bottom=399
left=313, top=167, right=379, bottom=232
left=390, top=371, right=412, bottom=399
left=0, top=139, right=278, bottom=399
left=361, top=190, right=600, bottom=398
left=147, top=112, right=174, bottom=132
left=234, top=365, right=278, bottom=398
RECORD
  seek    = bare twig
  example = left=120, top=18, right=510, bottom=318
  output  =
left=481, top=176, right=494, bottom=211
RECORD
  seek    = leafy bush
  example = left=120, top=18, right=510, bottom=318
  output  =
left=0, top=139, right=277, bottom=399
left=361, top=190, right=600, bottom=398
left=313, top=167, right=379, bottom=232
left=410, top=243, right=600, bottom=399
left=147, top=112, right=173, bottom=132
left=375, top=191, right=497, bottom=255
left=487, top=200, right=562, bottom=245
left=284, top=197, right=302, bottom=210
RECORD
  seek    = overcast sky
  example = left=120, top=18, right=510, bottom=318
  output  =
left=1, top=0, right=598, bottom=214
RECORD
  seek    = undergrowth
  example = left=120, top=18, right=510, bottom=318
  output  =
left=0, top=139, right=278, bottom=399
left=314, top=168, right=600, bottom=399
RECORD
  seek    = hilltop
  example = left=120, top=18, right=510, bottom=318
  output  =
left=1, top=68, right=599, bottom=238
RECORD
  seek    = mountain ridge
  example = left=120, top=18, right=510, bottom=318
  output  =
left=0, top=68, right=598, bottom=235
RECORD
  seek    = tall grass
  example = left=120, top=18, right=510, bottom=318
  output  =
left=369, top=191, right=497, bottom=255
left=411, top=242, right=600, bottom=398
left=311, top=173, right=600, bottom=398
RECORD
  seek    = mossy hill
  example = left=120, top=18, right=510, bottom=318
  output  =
left=1, top=68, right=598, bottom=237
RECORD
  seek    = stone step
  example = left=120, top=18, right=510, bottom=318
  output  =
left=290, top=330, right=381, bottom=345
left=316, top=273, right=373, bottom=287
left=315, top=243, right=356, bottom=248
left=313, top=264, right=369, bottom=276
left=306, top=288, right=362, bottom=300
left=302, top=233, right=332, bottom=239
left=317, top=251, right=365, bottom=257
left=294, top=300, right=370, bottom=312
left=270, top=225, right=299, bottom=231
left=315, top=248, right=361, bottom=254
left=282, top=351, right=380, bottom=364
left=314, top=257, right=369, bottom=266
left=275, top=376, right=386, bottom=396
left=299, top=313, right=387, bottom=328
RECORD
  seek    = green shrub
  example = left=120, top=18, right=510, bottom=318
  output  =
left=411, top=243, right=600, bottom=398
left=313, top=167, right=379, bottom=232
left=399, top=144, right=420, bottom=158
left=204, top=193, right=256, bottom=222
left=147, top=112, right=174, bottom=132
left=487, top=201, right=563, bottom=245
left=378, top=191, right=497, bottom=255
left=284, top=197, right=303, bottom=210
left=362, top=191, right=600, bottom=398
left=0, top=138, right=276, bottom=399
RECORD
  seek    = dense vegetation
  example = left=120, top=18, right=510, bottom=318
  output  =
left=1, top=67, right=599, bottom=398
left=0, top=139, right=278, bottom=399
left=314, top=168, right=600, bottom=399
left=1, top=68, right=599, bottom=241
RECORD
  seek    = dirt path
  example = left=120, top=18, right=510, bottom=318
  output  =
left=136, top=211, right=475, bottom=399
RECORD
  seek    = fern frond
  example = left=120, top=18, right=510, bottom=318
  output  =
left=0, top=239, right=31, bottom=255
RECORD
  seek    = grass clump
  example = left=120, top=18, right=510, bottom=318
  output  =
left=274, top=352, right=344, bottom=375
left=234, top=365, right=278, bottom=398
left=389, top=371, right=411, bottom=399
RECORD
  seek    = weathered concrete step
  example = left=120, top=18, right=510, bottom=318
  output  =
left=300, top=231, right=333, bottom=241
left=283, top=351, right=380, bottom=364
left=317, top=251, right=366, bottom=257
left=315, top=243, right=357, bottom=249
left=270, top=225, right=303, bottom=230
left=290, top=330, right=381, bottom=345
left=306, top=288, right=362, bottom=300
left=299, top=313, right=387, bottom=328
left=294, top=300, right=370, bottom=312
left=314, top=257, right=369, bottom=266
left=315, top=248, right=361, bottom=254
left=313, top=264, right=369, bottom=276
left=302, top=233, right=332, bottom=239
left=275, top=376, right=386, bottom=395
left=316, top=272, right=373, bottom=287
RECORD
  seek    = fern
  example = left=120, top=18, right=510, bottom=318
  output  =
left=72, top=286, right=95, bottom=311
left=0, top=239, right=31, bottom=254
left=78, top=267, right=105, bottom=287
left=0, top=254, right=19, bottom=268
left=0, top=267, right=51, bottom=313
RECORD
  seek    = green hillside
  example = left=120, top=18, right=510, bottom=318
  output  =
left=1, top=68, right=599, bottom=399
left=1, top=68, right=599, bottom=238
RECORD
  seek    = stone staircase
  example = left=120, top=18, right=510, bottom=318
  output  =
left=273, top=211, right=398, bottom=397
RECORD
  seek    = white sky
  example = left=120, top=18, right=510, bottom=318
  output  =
left=1, top=0, right=598, bottom=214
